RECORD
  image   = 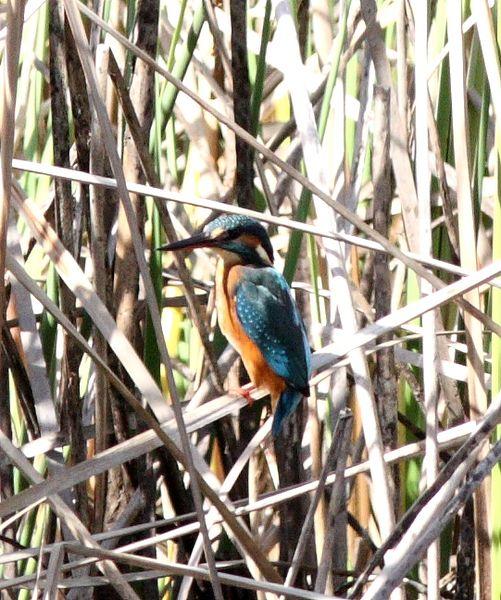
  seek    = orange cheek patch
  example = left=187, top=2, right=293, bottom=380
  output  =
left=238, top=234, right=261, bottom=247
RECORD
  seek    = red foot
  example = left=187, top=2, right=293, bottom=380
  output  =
left=233, top=384, right=256, bottom=406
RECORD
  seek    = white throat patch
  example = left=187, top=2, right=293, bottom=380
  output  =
left=256, top=244, right=272, bottom=265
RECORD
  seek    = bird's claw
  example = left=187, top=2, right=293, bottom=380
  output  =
left=233, top=385, right=256, bottom=405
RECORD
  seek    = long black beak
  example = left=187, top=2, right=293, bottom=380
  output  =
left=156, top=231, right=215, bottom=253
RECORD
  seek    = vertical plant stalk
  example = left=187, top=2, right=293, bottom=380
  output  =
left=0, top=310, right=13, bottom=582
left=396, top=0, right=408, bottom=126
left=491, top=9, right=501, bottom=599
left=360, top=0, right=419, bottom=254
left=447, top=4, right=490, bottom=599
left=489, top=6, right=501, bottom=598
left=414, top=2, right=439, bottom=596
left=49, top=0, right=76, bottom=258
left=307, top=387, right=327, bottom=565
left=313, top=412, right=353, bottom=594
left=274, top=403, right=309, bottom=583
left=456, top=496, right=476, bottom=598
left=250, top=0, right=272, bottom=136
left=0, top=0, right=25, bottom=362
left=372, top=84, right=399, bottom=524
left=406, top=0, right=464, bottom=424
left=64, top=17, right=91, bottom=224
left=491, top=96, right=501, bottom=600
left=270, top=3, right=398, bottom=590
left=230, top=0, right=255, bottom=209
left=372, top=86, right=397, bottom=452
left=471, top=0, right=501, bottom=124
left=447, top=3, right=488, bottom=413
left=111, top=1, right=157, bottom=466
left=114, top=2, right=150, bottom=352
left=49, top=0, right=88, bottom=527
left=427, top=97, right=460, bottom=260
left=90, top=43, right=111, bottom=534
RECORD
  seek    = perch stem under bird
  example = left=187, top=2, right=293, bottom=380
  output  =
left=158, top=214, right=311, bottom=436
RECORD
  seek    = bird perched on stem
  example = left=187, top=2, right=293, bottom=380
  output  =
left=159, top=214, right=311, bottom=436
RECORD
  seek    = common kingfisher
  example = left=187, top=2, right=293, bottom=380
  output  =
left=160, top=214, right=311, bottom=436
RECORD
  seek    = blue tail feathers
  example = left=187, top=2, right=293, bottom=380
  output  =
left=272, top=388, right=304, bottom=436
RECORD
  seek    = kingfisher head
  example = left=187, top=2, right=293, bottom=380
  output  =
left=159, top=214, right=274, bottom=267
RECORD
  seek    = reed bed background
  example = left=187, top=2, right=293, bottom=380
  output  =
left=0, top=0, right=500, bottom=598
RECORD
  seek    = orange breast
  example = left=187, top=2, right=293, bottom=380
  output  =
left=215, top=261, right=285, bottom=405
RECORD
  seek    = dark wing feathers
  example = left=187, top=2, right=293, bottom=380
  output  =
left=235, top=267, right=311, bottom=392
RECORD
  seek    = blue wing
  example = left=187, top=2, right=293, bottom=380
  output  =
left=235, top=267, right=311, bottom=393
